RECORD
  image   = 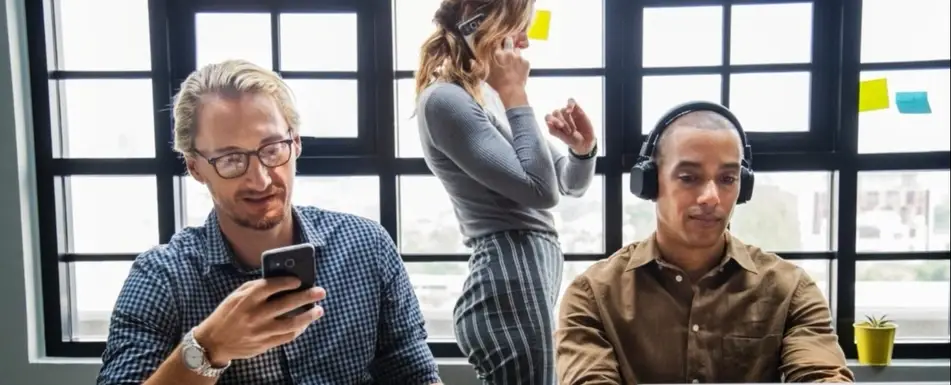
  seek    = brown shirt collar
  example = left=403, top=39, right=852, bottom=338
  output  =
left=624, top=231, right=759, bottom=274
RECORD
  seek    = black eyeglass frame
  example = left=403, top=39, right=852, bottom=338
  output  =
left=195, top=138, right=296, bottom=179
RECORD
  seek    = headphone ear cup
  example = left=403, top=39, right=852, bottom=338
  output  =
left=629, top=160, right=659, bottom=201
left=737, top=168, right=755, bottom=204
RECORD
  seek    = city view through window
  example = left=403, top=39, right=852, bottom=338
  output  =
left=32, top=0, right=951, bottom=358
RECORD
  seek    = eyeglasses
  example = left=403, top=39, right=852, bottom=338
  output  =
left=198, top=139, right=295, bottom=179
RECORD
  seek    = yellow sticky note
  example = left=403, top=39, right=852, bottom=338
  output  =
left=858, top=78, right=890, bottom=112
left=527, top=10, right=551, bottom=41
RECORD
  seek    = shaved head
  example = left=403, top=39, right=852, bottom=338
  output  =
left=655, top=110, right=741, bottom=164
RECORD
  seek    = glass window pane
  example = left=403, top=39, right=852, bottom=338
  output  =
left=279, top=13, right=357, bottom=72
left=73, top=261, right=132, bottom=340
left=856, top=260, right=950, bottom=341
left=57, top=79, right=155, bottom=158
left=397, top=77, right=605, bottom=158
left=406, top=261, right=467, bottom=340
left=55, top=0, right=151, bottom=70
left=285, top=79, right=359, bottom=138
left=518, top=0, right=605, bottom=69
left=394, top=79, right=421, bottom=158
left=856, top=170, right=951, bottom=252
left=181, top=176, right=379, bottom=228
left=551, top=176, right=604, bottom=254
left=524, top=77, right=605, bottom=157
left=196, top=13, right=272, bottom=69
left=621, top=173, right=658, bottom=245
left=643, top=6, right=722, bottom=68
left=731, top=172, right=833, bottom=252
left=858, top=69, right=950, bottom=154
left=861, top=0, right=951, bottom=63
left=68, top=176, right=158, bottom=253
left=392, top=0, right=442, bottom=72
left=292, top=177, right=380, bottom=222
left=730, top=3, right=813, bottom=65
left=791, top=259, right=831, bottom=303
left=641, top=74, right=722, bottom=133
left=398, top=176, right=470, bottom=254
left=729, top=71, right=811, bottom=132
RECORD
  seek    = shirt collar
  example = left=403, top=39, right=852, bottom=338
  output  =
left=624, top=231, right=758, bottom=274
left=202, top=206, right=327, bottom=275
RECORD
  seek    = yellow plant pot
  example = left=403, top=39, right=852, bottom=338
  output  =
left=854, top=322, right=897, bottom=366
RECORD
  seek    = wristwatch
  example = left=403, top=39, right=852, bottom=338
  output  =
left=181, top=328, right=231, bottom=377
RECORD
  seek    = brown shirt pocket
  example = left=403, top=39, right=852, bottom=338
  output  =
left=721, top=333, right=783, bottom=383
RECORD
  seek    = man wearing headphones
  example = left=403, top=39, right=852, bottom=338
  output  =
left=554, top=102, right=853, bottom=384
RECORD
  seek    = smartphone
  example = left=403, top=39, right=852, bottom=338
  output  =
left=261, top=243, right=316, bottom=319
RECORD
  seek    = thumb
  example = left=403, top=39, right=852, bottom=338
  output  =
left=567, top=98, right=586, bottom=118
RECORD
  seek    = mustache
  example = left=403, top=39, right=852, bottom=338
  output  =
left=238, top=187, right=285, bottom=199
left=687, top=209, right=724, bottom=220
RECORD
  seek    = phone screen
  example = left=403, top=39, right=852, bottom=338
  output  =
left=261, top=243, right=316, bottom=319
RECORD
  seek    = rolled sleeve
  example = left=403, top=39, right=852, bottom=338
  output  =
left=97, top=255, right=179, bottom=385
left=780, top=272, right=855, bottom=383
left=369, top=226, right=441, bottom=384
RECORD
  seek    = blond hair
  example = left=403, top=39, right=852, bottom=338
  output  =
left=415, top=0, right=534, bottom=104
left=171, top=59, right=300, bottom=155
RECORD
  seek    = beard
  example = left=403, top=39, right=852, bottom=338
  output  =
left=214, top=186, right=290, bottom=231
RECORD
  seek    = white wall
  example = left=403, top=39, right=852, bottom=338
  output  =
left=0, top=0, right=948, bottom=383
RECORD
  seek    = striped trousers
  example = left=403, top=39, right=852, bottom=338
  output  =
left=453, top=230, right=564, bottom=385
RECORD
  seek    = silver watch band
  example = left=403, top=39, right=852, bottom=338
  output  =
left=182, top=328, right=231, bottom=377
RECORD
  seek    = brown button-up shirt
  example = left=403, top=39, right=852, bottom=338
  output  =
left=555, top=233, right=854, bottom=384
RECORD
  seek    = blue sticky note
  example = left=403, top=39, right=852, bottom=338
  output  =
left=895, top=91, right=932, bottom=114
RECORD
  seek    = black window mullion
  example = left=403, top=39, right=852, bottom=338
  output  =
left=834, top=0, right=861, bottom=359
left=370, top=0, right=398, bottom=244
left=151, top=0, right=177, bottom=244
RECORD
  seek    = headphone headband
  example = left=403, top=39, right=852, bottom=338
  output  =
left=638, top=101, right=752, bottom=166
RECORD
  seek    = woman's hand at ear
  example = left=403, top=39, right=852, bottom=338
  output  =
left=486, top=37, right=531, bottom=110
left=545, top=98, right=597, bottom=156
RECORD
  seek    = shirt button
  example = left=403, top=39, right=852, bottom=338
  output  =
left=692, top=324, right=700, bottom=332
left=692, top=379, right=700, bottom=383
left=675, top=275, right=683, bottom=282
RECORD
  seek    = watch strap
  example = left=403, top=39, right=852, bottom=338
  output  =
left=182, top=328, right=231, bottom=377
left=570, top=143, right=598, bottom=160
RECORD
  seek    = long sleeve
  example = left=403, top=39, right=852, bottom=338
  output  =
left=548, top=141, right=596, bottom=197
left=418, top=83, right=560, bottom=208
left=97, top=255, right=179, bottom=385
left=555, top=276, right=623, bottom=385
left=779, top=271, right=855, bottom=383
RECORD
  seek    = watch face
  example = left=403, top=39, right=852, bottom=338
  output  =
left=182, top=345, right=205, bottom=369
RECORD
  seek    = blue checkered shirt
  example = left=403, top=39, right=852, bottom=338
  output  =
left=97, top=206, right=441, bottom=384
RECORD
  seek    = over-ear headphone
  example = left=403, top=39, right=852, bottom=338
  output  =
left=629, top=101, right=755, bottom=204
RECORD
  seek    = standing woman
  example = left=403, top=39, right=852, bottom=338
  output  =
left=414, top=0, right=598, bottom=383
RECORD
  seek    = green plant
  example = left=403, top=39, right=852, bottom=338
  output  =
left=862, top=314, right=894, bottom=328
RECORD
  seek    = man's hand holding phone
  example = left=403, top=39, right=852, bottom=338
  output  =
left=193, top=277, right=326, bottom=366
left=487, top=37, right=531, bottom=110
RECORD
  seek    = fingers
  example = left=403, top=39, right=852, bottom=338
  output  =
left=546, top=108, right=576, bottom=135
left=266, top=306, right=325, bottom=340
left=262, top=286, right=326, bottom=319
left=247, top=277, right=303, bottom=301
left=567, top=98, right=587, bottom=120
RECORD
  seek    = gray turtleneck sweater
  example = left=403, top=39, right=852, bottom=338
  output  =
left=416, top=81, right=597, bottom=241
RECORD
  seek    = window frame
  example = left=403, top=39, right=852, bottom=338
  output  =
left=25, top=0, right=950, bottom=360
